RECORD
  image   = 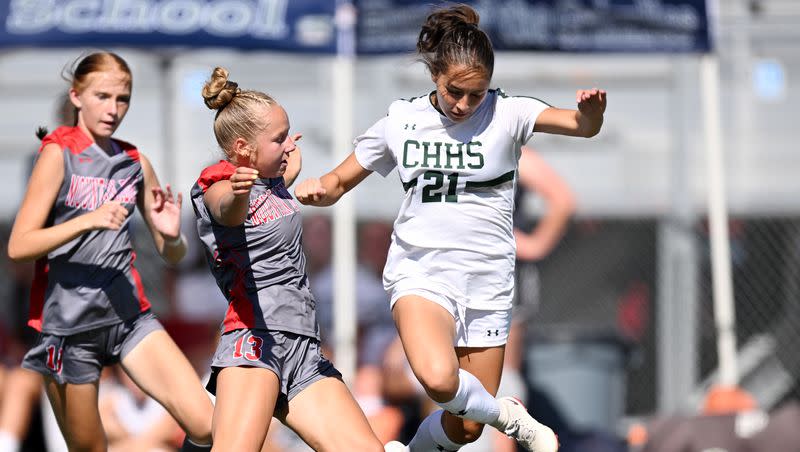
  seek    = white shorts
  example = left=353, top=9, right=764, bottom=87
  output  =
left=389, top=281, right=512, bottom=347
left=383, top=242, right=515, bottom=311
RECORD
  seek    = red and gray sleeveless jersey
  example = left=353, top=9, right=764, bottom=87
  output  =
left=30, top=126, right=150, bottom=335
left=190, top=161, right=319, bottom=339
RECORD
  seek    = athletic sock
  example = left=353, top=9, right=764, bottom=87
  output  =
left=180, top=437, right=212, bottom=451
left=436, top=369, right=501, bottom=425
left=409, top=410, right=465, bottom=452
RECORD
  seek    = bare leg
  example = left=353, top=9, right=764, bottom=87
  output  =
left=0, top=367, right=43, bottom=445
left=121, top=330, right=213, bottom=445
left=391, top=296, right=460, bottom=403
left=354, top=365, right=404, bottom=443
left=212, top=367, right=280, bottom=452
left=280, top=377, right=383, bottom=452
left=393, top=296, right=503, bottom=445
left=43, top=377, right=106, bottom=452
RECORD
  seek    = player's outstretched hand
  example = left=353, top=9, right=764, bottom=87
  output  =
left=231, top=166, right=259, bottom=196
left=294, top=178, right=327, bottom=205
left=150, top=184, right=182, bottom=240
left=576, top=88, right=607, bottom=119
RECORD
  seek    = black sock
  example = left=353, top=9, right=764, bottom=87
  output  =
left=180, top=437, right=212, bottom=451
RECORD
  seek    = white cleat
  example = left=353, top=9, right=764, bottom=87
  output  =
left=490, top=396, right=559, bottom=452
left=384, top=440, right=410, bottom=452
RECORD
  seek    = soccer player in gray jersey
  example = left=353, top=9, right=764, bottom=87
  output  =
left=7, top=52, right=213, bottom=451
left=191, top=67, right=383, bottom=452
left=295, top=5, right=606, bottom=452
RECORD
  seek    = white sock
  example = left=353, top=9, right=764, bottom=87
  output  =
left=0, top=431, right=21, bottom=452
left=409, top=410, right=465, bottom=452
left=437, top=369, right=501, bottom=425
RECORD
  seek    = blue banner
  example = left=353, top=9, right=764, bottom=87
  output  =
left=356, top=0, right=711, bottom=54
left=0, top=0, right=710, bottom=53
left=0, top=0, right=337, bottom=52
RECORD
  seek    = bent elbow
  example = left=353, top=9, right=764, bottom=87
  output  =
left=7, top=243, right=30, bottom=263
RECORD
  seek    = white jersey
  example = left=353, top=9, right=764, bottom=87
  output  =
left=355, top=89, right=550, bottom=310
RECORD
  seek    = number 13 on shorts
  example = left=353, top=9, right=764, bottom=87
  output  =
left=232, top=334, right=263, bottom=361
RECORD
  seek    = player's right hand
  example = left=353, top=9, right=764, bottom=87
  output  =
left=84, top=201, right=128, bottom=231
left=294, top=178, right=327, bottom=205
left=230, top=167, right=259, bottom=196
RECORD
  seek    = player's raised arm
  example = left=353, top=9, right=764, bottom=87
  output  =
left=203, top=166, right=259, bottom=226
left=534, top=88, right=607, bottom=138
left=136, top=153, right=187, bottom=264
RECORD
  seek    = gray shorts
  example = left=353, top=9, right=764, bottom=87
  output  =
left=206, top=329, right=341, bottom=410
left=21, top=311, right=163, bottom=385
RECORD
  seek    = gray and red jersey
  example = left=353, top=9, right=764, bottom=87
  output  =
left=190, top=161, right=319, bottom=339
left=30, top=126, right=150, bottom=335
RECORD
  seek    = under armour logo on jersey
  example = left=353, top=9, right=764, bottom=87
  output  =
left=487, top=329, right=500, bottom=337
left=404, top=123, right=416, bottom=130
left=455, top=409, right=467, bottom=416
left=436, top=445, right=457, bottom=452
left=78, top=156, right=93, bottom=163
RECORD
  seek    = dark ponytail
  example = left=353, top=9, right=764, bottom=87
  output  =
left=416, top=4, right=493, bottom=78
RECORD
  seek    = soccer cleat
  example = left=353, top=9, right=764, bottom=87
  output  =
left=384, top=440, right=410, bottom=452
left=490, top=396, right=559, bottom=452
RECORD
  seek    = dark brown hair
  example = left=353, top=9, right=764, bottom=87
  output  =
left=416, top=4, right=494, bottom=79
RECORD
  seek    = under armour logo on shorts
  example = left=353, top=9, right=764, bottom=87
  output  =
left=487, top=329, right=500, bottom=337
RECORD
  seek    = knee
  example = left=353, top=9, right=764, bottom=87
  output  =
left=168, top=397, right=213, bottom=443
left=187, top=431, right=213, bottom=447
left=185, top=416, right=213, bottom=445
left=415, top=363, right=459, bottom=402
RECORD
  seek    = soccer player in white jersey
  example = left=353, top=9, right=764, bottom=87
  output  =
left=295, top=5, right=606, bottom=452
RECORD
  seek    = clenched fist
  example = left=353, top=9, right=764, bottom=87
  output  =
left=231, top=166, right=259, bottom=196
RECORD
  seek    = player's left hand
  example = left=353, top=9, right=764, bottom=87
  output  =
left=150, top=184, right=182, bottom=241
left=576, top=88, right=607, bottom=118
